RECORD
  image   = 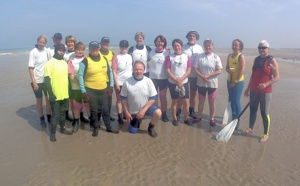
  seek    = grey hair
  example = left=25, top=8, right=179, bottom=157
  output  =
left=258, top=40, right=269, bottom=48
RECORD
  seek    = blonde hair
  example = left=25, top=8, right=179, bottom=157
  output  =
left=37, top=35, right=47, bottom=44
left=65, top=35, right=77, bottom=44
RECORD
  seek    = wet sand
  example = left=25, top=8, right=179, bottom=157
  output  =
left=0, top=48, right=300, bottom=185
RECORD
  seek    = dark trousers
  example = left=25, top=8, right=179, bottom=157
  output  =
left=86, top=87, right=112, bottom=129
left=50, top=99, right=67, bottom=134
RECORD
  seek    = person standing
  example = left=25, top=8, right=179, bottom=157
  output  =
left=128, top=32, right=152, bottom=77
left=44, top=44, right=73, bottom=142
left=226, top=39, right=245, bottom=130
left=193, top=39, right=222, bottom=127
left=112, top=40, right=133, bottom=125
left=48, top=33, right=63, bottom=57
left=28, top=35, right=52, bottom=128
left=181, top=31, right=204, bottom=119
left=78, top=41, right=119, bottom=137
left=99, top=37, right=116, bottom=121
left=166, top=39, right=191, bottom=126
left=148, top=35, right=170, bottom=122
left=68, top=42, right=90, bottom=133
left=121, top=61, right=161, bottom=137
left=242, top=40, right=279, bottom=143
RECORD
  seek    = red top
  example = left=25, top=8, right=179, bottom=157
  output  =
left=250, top=56, right=273, bottom=93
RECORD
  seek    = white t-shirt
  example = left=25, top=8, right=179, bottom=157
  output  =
left=167, top=53, right=190, bottom=84
left=121, top=76, right=157, bottom=114
left=183, top=43, right=203, bottom=77
left=148, top=49, right=170, bottom=79
left=193, top=52, right=223, bottom=88
left=68, top=57, right=84, bottom=90
left=28, top=47, right=49, bottom=83
left=131, top=45, right=149, bottom=73
left=112, top=54, right=133, bottom=86
left=64, top=51, right=75, bottom=62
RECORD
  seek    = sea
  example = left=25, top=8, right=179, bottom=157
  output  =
left=1, top=47, right=299, bottom=63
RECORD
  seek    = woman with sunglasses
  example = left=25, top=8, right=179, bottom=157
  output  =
left=242, top=40, right=279, bottom=143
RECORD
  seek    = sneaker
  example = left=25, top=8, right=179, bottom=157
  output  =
left=184, top=119, right=192, bottom=126
left=106, top=128, right=119, bottom=134
left=209, top=119, right=216, bottom=127
left=172, top=120, right=178, bottom=126
left=192, top=118, right=201, bottom=123
left=260, top=135, right=269, bottom=143
left=60, top=128, right=73, bottom=135
left=242, top=128, right=254, bottom=135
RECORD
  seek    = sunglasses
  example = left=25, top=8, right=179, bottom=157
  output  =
left=258, top=47, right=268, bottom=50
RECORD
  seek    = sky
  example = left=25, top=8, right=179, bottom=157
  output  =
left=0, top=0, right=299, bottom=49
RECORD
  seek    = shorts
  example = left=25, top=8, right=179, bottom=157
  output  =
left=152, top=79, right=168, bottom=92
left=70, top=89, right=84, bottom=103
left=197, top=87, right=217, bottom=100
left=132, top=105, right=160, bottom=119
left=168, top=82, right=190, bottom=99
left=188, top=77, right=198, bottom=91
left=31, top=82, right=46, bottom=99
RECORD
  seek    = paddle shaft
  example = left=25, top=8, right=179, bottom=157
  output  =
left=237, top=101, right=251, bottom=119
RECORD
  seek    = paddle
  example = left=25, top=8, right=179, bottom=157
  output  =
left=216, top=100, right=251, bottom=142
left=222, top=75, right=233, bottom=124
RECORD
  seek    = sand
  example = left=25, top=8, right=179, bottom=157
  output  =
left=0, top=48, right=300, bottom=186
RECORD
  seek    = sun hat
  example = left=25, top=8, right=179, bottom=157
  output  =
left=186, top=31, right=199, bottom=41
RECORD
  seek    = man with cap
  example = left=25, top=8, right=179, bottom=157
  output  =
left=48, top=33, right=63, bottom=57
left=177, top=31, right=204, bottom=120
left=78, top=41, right=119, bottom=137
left=98, top=36, right=116, bottom=122
left=44, top=44, right=73, bottom=142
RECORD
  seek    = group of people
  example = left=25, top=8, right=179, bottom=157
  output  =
left=28, top=31, right=279, bottom=143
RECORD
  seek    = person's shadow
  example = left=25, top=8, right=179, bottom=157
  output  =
left=16, top=105, right=46, bottom=132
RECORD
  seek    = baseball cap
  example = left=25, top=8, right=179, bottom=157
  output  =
left=52, top=33, right=62, bottom=39
left=89, top=41, right=100, bottom=48
left=186, top=31, right=200, bottom=41
left=101, top=37, right=110, bottom=43
left=119, top=40, right=129, bottom=48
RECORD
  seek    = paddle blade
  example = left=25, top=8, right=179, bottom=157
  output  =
left=216, top=119, right=238, bottom=142
left=222, top=101, right=232, bottom=125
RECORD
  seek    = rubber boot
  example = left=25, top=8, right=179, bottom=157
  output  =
left=161, top=111, right=169, bottom=122
left=66, top=111, right=73, bottom=122
left=117, top=113, right=124, bottom=125
left=72, top=119, right=79, bottom=133
left=92, top=128, right=99, bottom=137
left=50, top=133, right=56, bottom=142
left=176, top=108, right=181, bottom=120
left=148, top=123, right=157, bottom=137
left=80, top=112, right=90, bottom=123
